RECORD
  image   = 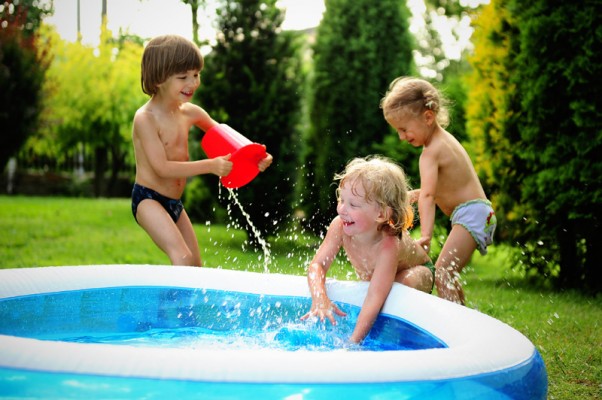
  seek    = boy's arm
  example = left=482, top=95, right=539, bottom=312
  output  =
left=300, top=217, right=346, bottom=324
left=135, top=110, right=232, bottom=178
left=189, top=103, right=219, bottom=132
left=349, top=243, right=397, bottom=343
left=190, top=104, right=274, bottom=172
left=417, top=150, right=439, bottom=252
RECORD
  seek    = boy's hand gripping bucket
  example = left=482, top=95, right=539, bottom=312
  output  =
left=201, top=124, right=267, bottom=189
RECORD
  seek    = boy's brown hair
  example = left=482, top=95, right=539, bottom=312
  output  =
left=141, top=35, right=204, bottom=96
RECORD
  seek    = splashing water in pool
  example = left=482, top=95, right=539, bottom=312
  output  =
left=0, top=285, right=444, bottom=353
left=44, top=323, right=363, bottom=352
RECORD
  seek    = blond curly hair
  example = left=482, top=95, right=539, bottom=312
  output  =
left=335, top=155, right=414, bottom=235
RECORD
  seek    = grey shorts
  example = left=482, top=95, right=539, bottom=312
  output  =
left=450, top=199, right=497, bottom=255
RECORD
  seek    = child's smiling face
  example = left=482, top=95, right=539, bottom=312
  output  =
left=336, top=179, right=382, bottom=236
left=158, top=69, right=201, bottom=102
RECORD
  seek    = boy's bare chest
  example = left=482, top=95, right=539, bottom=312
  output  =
left=157, top=123, right=190, bottom=160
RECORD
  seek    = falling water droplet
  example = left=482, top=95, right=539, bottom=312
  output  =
left=226, top=188, right=272, bottom=273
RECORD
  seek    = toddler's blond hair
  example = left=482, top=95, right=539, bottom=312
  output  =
left=335, top=155, right=414, bottom=235
left=380, top=76, right=450, bottom=128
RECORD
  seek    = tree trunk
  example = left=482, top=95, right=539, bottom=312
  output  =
left=93, top=146, right=108, bottom=197
left=186, top=0, right=200, bottom=46
left=557, top=219, right=580, bottom=289
left=107, top=146, right=126, bottom=197
left=582, top=217, right=602, bottom=294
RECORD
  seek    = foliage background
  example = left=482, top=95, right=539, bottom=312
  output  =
left=1, top=0, right=601, bottom=296
left=192, top=0, right=304, bottom=245
left=466, top=0, right=602, bottom=292
left=0, top=0, right=52, bottom=173
left=298, top=0, right=416, bottom=232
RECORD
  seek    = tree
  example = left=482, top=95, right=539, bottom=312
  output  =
left=0, top=0, right=53, bottom=172
left=465, top=0, right=519, bottom=204
left=181, top=0, right=206, bottom=46
left=467, top=0, right=602, bottom=293
left=195, top=0, right=304, bottom=243
left=40, top=23, right=145, bottom=196
left=298, top=0, right=415, bottom=233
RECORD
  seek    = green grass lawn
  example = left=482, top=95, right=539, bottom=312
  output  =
left=0, top=196, right=600, bottom=399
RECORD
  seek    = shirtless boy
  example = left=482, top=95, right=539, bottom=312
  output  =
left=132, top=35, right=272, bottom=266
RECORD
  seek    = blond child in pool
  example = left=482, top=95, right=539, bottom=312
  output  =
left=301, top=155, right=434, bottom=344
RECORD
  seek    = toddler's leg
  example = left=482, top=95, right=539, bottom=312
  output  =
left=435, top=225, right=477, bottom=305
left=395, top=266, right=434, bottom=293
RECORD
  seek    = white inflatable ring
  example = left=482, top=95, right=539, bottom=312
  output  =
left=0, top=265, right=547, bottom=399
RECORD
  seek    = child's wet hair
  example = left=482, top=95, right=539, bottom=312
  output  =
left=380, top=76, right=450, bottom=128
left=335, top=155, right=414, bottom=235
left=141, top=35, right=204, bottom=96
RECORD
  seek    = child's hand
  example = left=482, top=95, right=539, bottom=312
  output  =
left=300, top=299, right=347, bottom=325
left=417, top=236, right=431, bottom=253
left=408, top=189, right=420, bottom=204
left=213, top=154, right=233, bottom=177
left=258, top=149, right=273, bottom=172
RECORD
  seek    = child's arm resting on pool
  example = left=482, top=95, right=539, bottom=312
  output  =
left=349, top=246, right=397, bottom=344
left=301, top=218, right=347, bottom=325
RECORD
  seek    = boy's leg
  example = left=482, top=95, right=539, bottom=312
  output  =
left=136, top=200, right=197, bottom=266
left=176, top=210, right=202, bottom=267
left=435, top=224, right=477, bottom=304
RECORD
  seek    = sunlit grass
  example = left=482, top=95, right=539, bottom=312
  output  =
left=465, top=248, right=601, bottom=399
left=0, top=195, right=322, bottom=274
left=0, top=195, right=600, bottom=399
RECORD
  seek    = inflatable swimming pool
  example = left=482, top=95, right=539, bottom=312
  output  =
left=0, top=265, right=547, bottom=399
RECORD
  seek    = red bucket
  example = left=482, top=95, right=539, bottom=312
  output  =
left=201, top=124, right=267, bottom=188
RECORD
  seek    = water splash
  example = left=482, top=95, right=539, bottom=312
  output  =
left=224, top=187, right=272, bottom=273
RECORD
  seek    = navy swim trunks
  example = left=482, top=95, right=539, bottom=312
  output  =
left=131, top=183, right=184, bottom=223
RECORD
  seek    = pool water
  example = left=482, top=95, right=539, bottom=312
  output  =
left=0, top=286, right=446, bottom=352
